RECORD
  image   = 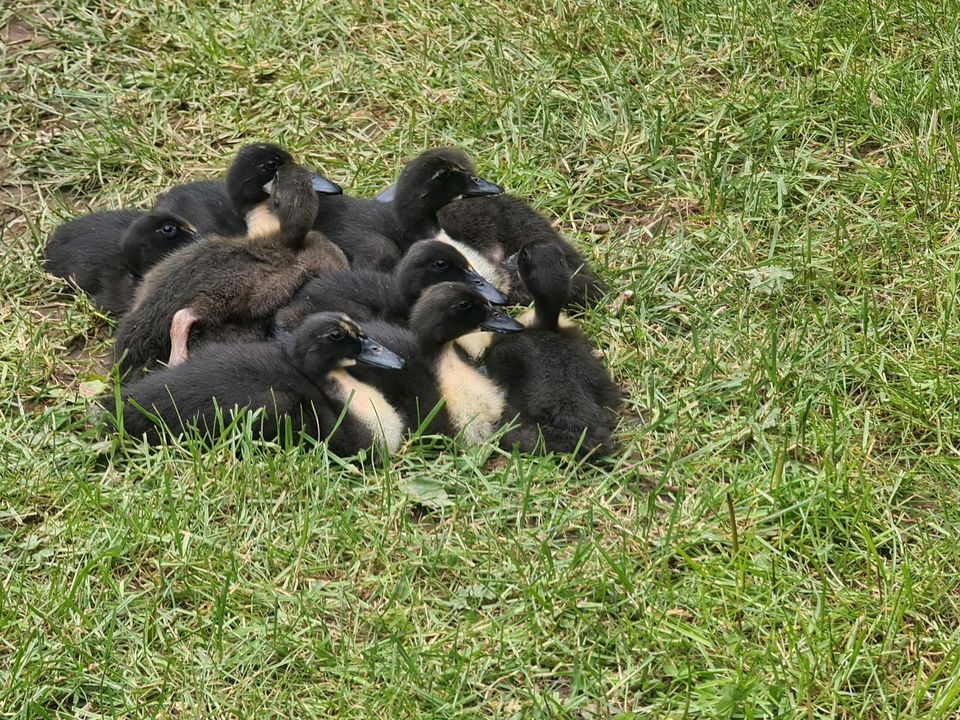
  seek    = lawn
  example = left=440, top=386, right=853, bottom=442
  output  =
left=4, top=0, right=960, bottom=717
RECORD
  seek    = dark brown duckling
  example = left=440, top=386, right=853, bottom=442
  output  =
left=107, top=312, right=405, bottom=452
left=43, top=210, right=199, bottom=315
left=114, top=163, right=349, bottom=376
left=484, top=241, right=622, bottom=457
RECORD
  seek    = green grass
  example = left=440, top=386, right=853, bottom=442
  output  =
left=4, top=0, right=960, bottom=717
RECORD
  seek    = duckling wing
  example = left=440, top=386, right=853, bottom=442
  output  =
left=274, top=271, right=394, bottom=329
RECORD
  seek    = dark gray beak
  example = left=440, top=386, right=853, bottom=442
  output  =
left=311, top=174, right=343, bottom=195
left=357, top=337, right=405, bottom=369
left=375, top=183, right=396, bottom=203
left=462, top=175, right=504, bottom=198
left=464, top=268, right=508, bottom=305
left=480, top=307, right=523, bottom=333
left=501, top=252, right=520, bottom=271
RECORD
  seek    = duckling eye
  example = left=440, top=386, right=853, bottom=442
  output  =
left=432, top=260, right=449, bottom=271
left=328, top=330, right=344, bottom=341
left=264, top=158, right=280, bottom=171
left=457, top=300, right=472, bottom=310
left=159, top=223, right=177, bottom=237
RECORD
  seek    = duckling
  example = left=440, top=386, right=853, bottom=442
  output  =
left=114, top=163, right=349, bottom=376
left=436, top=194, right=605, bottom=306
left=483, top=241, right=622, bottom=456
left=340, top=283, right=521, bottom=439
left=43, top=210, right=199, bottom=315
left=154, top=143, right=342, bottom=236
left=312, top=147, right=503, bottom=271
left=108, top=312, right=405, bottom=452
left=274, top=239, right=506, bottom=330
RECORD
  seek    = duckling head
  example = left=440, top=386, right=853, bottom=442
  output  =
left=290, top=312, right=405, bottom=376
left=503, top=241, right=573, bottom=329
left=393, top=148, right=504, bottom=240
left=504, top=241, right=572, bottom=303
left=264, top=164, right=322, bottom=248
left=395, top=240, right=508, bottom=309
left=227, top=143, right=341, bottom=214
left=410, top=282, right=523, bottom=350
left=121, top=213, right=199, bottom=276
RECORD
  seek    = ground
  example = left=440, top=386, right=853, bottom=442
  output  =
left=3, top=0, right=960, bottom=718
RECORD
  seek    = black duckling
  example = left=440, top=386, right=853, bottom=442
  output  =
left=154, top=143, right=342, bottom=236
left=114, top=163, right=349, bottom=376
left=390, top=282, right=524, bottom=445
left=108, top=312, right=405, bottom=452
left=483, top=240, right=622, bottom=457
left=436, top=194, right=605, bottom=306
left=275, top=239, right=506, bottom=330
left=342, top=282, right=523, bottom=439
left=43, top=210, right=199, bottom=315
left=312, top=147, right=503, bottom=270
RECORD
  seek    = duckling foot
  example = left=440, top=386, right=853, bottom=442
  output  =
left=169, top=307, right=200, bottom=367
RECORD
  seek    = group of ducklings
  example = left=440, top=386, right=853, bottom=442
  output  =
left=44, top=143, right=623, bottom=458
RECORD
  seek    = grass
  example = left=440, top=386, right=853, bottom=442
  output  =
left=3, top=0, right=960, bottom=716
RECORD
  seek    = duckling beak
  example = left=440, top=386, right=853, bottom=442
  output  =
left=310, top=174, right=343, bottom=195
left=480, top=307, right=524, bottom=333
left=501, top=252, right=520, bottom=271
left=375, top=183, right=396, bottom=203
left=357, top=337, right=405, bottom=369
left=464, top=268, right=508, bottom=304
left=462, top=175, right=504, bottom=198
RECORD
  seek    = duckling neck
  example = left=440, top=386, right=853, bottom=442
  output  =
left=531, top=294, right=564, bottom=332
left=411, top=322, right=455, bottom=359
left=394, top=199, right=442, bottom=243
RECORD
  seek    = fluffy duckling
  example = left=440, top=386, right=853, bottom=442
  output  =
left=108, top=312, right=405, bottom=452
left=43, top=210, right=199, bottom=315
left=342, top=283, right=523, bottom=439
left=385, top=282, right=523, bottom=444
left=484, top=241, right=622, bottom=456
left=313, top=147, right=503, bottom=270
left=275, top=239, right=506, bottom=330
left=114, top=164, right=349, bottom=376
left=436, top=194, right=605, bottom=306
left=154, top=143, right=342, bottom=236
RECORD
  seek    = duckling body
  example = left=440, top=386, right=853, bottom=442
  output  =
left=109, top=312, right=405, bottom=452
left=313, top=148, right=503, bottom=271
left=114, top=164, right=348, bottom=376
left=437, top=194, right=605, bottom=306
left=484, top=242, right=622, bottom=456
left=154, top=180, right=247, bottom=236
left=43, top=210, right=198, bottom=315
left=275, top=240, right=506, bottom=330
left=313, top=194, right=404, bottom=270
